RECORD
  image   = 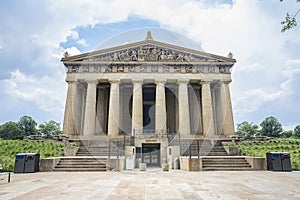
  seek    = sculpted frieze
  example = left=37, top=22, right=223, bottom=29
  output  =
left=87, top=45, right=221, bottom=63
left=67, top=65, right=230, bottom=74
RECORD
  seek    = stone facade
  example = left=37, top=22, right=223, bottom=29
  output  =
left=61, top=31, right=236, bottom=165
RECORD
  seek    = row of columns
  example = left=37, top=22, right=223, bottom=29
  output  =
left=63, top=79, right=234, bottom=137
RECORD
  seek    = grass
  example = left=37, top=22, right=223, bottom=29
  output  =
left=226, top=138, right=300, bottom=170
left=0, top=139, right=77, bottom=172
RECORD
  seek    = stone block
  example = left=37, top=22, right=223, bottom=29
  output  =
left=64, top=146, right=79, bottom=156
left=40, top=158, right=60, bottom=172
left=246, top=157, right=266, bottom=170
left=162, top=163, right=169, bottom=171
left=139, top=163, right=146, bottom=171
left=223, top=146, right=239, bottom=156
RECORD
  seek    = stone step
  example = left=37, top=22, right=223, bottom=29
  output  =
left=53, top=168, right=106, bottom=172
left=76, top=153, right=119, bottom=156
left=202, top=167, right=253, bottom=171
left=59, top=161, right=106, bottom=164
left=56, top=164, right=106, bottom=168
left=58, top=161, right=106, bottom=165
left=202, top=158, right=247, bottom=161
left=54, top=157, right=107, bottom=172
left=77, top=150, right=119, bottom=153
left=202, top=162, right=250, bottom=167
left=60, top=157, right=107, bottom=160
left=203, top=163, right=251, bottom=167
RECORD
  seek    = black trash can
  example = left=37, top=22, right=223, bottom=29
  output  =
left=14, top=153, right=40, bottom=173
left=14, top=153, right=26, bottom=173
left=24, top=153, right=40, bottom=173
left=266, top=152, right=292, bottom=172
left=281, top=153, right=292, bottom=171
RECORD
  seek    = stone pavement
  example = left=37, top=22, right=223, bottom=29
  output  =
left=0, top=169, right=299, bottom=200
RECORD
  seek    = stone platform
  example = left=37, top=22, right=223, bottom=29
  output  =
left=0, top=170, right=299, bottom=199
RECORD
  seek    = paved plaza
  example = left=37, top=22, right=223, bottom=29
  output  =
left=1, top=169, right=299, bottom=200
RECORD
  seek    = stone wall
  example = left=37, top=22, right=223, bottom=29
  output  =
left=179, top=157, right=201, bottom=171
left=40, top=158, right=61, bottom=172
left=246, top=157, right=266, bottom=170
left=106, top=157, right=125, bottom=171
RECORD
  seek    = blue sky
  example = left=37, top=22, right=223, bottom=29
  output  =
left=0, top=0, right=299, bottom=130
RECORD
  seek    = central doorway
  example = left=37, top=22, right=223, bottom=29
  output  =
left=142, top=143, right=160, bottom=166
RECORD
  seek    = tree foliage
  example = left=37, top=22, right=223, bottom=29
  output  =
left=260, top=116, right=283, bottom=137
left=17, top=115, right=38, bottom=136
left=38, top=121, right=62, bottom=139
left=0, top=121, right=24, bottom=140
left=281, top=130, right=293, bottom=138
left=294, top=125, right=300, bottom=137
left=280, top=0, right=300, bottom=32
left=236, top=121, right=259, bottom=139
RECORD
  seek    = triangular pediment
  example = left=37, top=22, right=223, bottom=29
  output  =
left=62, top=38, right=235, bottom=65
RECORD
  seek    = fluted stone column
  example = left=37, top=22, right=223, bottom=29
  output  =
left=155, top=80, right=167, bottom=134
left=220, top=81, right=235, bottom=136
left=63, top=81, right=77, bottom=136
left=95, top=86, right=107, bottom=135
left=178, top=80, right=191, bottom=136
left=108, top=80, right=120, bottom=137
left=201, top=81, right=215, bottom=137
left=132, top=80, right=143, bottom=135
left=189, top=86, right=202, bottom=135
left=83, top=81, right=97, bottom=136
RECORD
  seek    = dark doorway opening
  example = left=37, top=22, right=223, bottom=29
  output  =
left=142, top=143, right=160, bottom=166
left=143, top=86, right=155, bottom=132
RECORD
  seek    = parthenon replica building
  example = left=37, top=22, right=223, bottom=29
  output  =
left=61, top=31, right=236, bottom=166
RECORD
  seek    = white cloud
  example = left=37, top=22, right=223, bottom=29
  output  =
left=64, top=46, right=82, bottom=56
left=1, top=70, right=66, bottom=116
left=77, top=38, right=88, bottom=46
left=1, top=0, right=299, bottom=127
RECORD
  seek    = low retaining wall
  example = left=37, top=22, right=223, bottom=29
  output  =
left=179, top=157, right=201, bottom=171
left=40, top=157, right=61, bottom=172
left=245, top=157, right=266, bottom=170
left=106, top=157, right=125, bottom=171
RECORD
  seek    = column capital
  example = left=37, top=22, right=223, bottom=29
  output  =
left=200, top=80, right=212, bottom=85
left=85, top=80, right=98, bottom=84
left=155, top=79, right=167, bottom=84
left=177, top=79, right=189, bottom=84
left=221, top=80, right=232, bottom=84
left=109, top=79, right=121, bottom=84
left=132, top=79, right=143, bottom=84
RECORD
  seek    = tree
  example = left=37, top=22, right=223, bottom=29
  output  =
left=38, top=121, right=62, bottom=139
left=17, top=115, right=38, bottom=136
left=260, top=116, right=283, bottom=137
left=294, top=125, right=300, bottom=137
left=280, top=0, right=300, bottom=32
left=0, top=121, right=24, bottom=140
left=281, top=130, right=293, bottom=138
left=236, top=121, right=259, bottom=139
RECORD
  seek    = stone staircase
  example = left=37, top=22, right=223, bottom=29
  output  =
left=170, top=139, right=253, bottom=171
left=54, top=157, right=107, bottom=172
left=201, top=156, right=252, bottom=171
left=171, top=139, right=228, bottom=156
left=54, top=138, right=130, bottom=172
left=76, top=140, right=120, bottom=157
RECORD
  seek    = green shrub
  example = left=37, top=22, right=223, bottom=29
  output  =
left=0, top=139, right=74, bottom=171
left=226, top=138, right=300, bottom=170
